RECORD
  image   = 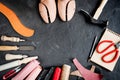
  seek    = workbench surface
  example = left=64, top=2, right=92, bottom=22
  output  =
left=0, top=0, right=120, bottom=80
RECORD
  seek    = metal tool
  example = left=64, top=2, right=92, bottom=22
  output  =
left=96, top=40, right=120, bottom=63
left=5, top=53, right=28, bottom=60
left=88, top=36, right=98, bottom=61
left=1, top=35, right=25, bottom=42
left=0, top=45, right=35, bottom=51
left=44, top=67, right=55, bottom=80
left=3, top=66, right=21, bottom=80
left=80, top=0, right=108, bottom=26
left=80, top=9, right=108, bottom=26
left=38, top=69, right=49, bottom=80
left=0, top=56, right=38, bottom=71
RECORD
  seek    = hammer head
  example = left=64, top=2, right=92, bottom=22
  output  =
left=80, top=9, right=109, bottom=27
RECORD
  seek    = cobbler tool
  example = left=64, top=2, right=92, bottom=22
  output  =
left=44, top=67, right=55, bottom=80
left=0, top=3, right=34, bottom=37
left=38, top=69, right=49, bottom=80
left=12, top=60, right=40, bottom=80
left=52, top=67, right=62, bottom=80
left=96, top=40, right=120, bottom=63
left=0, top=45, right=35, bottom=51
left=73, top=58, right=103, bottom=80
left=5, top=53, right=28, bottom=60
left=88, top=36, right=98, bottom=61
left=80, top=0, right=108, bottom=26
left=60, top=64, right=71, bottom=80
left=2, top=66, right=21, bottom=80
left=25, top=65, right=42, bottom=80
left=0, top=56, right=38, bottom=71
left=1, top=35, right=25, bottom=42
left=58, top=0, right=76, bottom=21
left=39, top=0, right=56, bottom=23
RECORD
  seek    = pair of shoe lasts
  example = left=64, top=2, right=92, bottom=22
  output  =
left=39, top=0, right=76, bottom=23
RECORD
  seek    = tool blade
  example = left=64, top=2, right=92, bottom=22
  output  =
left=19, top=46, right=35, bottom=50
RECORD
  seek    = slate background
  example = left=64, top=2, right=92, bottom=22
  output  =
left=0, top=0, right=120, bottom=80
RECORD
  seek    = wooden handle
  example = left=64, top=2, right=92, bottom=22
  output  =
left=0, top=46, right=19, bottom=51
left=1, top=35, right=25, bottom=42
left=93, top=0, right=108, bottom=20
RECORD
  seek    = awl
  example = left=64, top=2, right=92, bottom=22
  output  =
left=0, top=46, right=35, bottom=51
left=0, top=56, right=38, bottom=71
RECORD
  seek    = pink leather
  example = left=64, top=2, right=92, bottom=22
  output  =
left=73, top=58, right=103, bottom=80
left=12, top=60, right=40, bottom=80
left=25, top=65, right=42, bottom=80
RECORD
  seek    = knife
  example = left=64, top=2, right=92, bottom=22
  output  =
left=0, top=46, right=35, bottom=51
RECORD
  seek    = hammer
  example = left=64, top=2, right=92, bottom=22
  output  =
left=80, top=0, right=108, bottom=26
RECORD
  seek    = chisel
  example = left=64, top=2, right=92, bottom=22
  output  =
left=0, top=46, right=35, bottom=51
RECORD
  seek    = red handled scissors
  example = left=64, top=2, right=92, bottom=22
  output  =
left=96, top=40, right=120, bottom=63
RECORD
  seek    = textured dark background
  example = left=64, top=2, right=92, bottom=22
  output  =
left=0, top=0, right=120, bottom=80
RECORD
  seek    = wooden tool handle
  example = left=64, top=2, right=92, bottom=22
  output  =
left=1, top=35, right=19, bottom=42
left=93, top=0, right=108, bottom=20
left=0, top=46, right=19, bottom=51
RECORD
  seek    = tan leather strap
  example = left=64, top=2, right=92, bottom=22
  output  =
left=0, top=3, right=34, bottom=37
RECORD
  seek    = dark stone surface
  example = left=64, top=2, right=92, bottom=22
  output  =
left=0, top=0, right=120, bottom=80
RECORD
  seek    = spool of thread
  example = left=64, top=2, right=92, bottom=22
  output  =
left=25, top=65, right=42, bottom=80
left=60, top=64, right=71, bottom=80
left=12, top=60, right=40, bottom=80
left=52, top=67, right=61, bottom=80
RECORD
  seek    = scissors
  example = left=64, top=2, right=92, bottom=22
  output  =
left=96, top=40, right=120, bottom=63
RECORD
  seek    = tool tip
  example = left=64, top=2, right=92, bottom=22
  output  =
left=22, top=55, right=28, bottom=58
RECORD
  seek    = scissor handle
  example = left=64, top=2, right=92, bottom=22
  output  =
left=96, top=40, right=119, bottom=63
left=102, top=49, right=119, bottom=63
left=96, top=40, right=114, bottom=53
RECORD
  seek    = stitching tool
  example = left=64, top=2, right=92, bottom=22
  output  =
left=96, top=40, right=120, bottom=63
left=44, top=67, right=55, bottom=80
left=2, top=66, right=21, bottom=80
left=1, top=35, right=25, bottom=42
left=0, top=45, right=35, bottom=51
left=5, top=53, right=28, bottom=60
left=88, top=36, right=98, bottom=61
left=0, top=56, right=38, bottom=71
left=38, top=69, right=49, bottom=80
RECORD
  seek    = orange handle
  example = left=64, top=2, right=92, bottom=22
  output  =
left=0, top=3, right=34, bottom=37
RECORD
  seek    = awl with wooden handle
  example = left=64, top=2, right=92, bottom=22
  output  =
left=0, top=46, right=35, bottom=51
left=0, top=56, right=38, bottom=71
left=1, top=35, right=25, bottom=42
